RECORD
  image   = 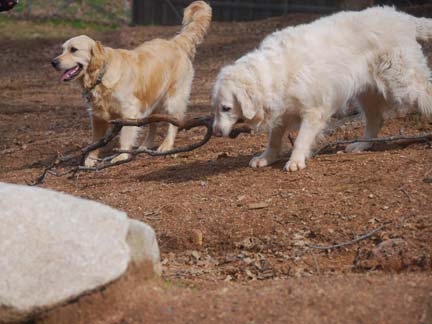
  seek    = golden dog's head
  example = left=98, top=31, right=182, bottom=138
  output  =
left=51, top=35, right=104, bottom=83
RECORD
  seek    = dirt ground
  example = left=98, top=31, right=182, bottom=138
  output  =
left=1, top=11, right=432, bottom=324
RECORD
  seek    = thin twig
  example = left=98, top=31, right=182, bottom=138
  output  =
left=305, top=224, right=386, bottom=251
left=400, top=187, right=413, bottom=202
left=313, top=132, right=432, bottom=157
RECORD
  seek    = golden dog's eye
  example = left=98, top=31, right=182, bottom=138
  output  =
left=222, top=105, right=232, bottom=112
left=70, top=47, right=78, bottom=53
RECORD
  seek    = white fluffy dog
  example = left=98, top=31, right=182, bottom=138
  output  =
left=212, top=7, right=432, bottom=172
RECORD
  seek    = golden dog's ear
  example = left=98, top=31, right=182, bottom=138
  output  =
left=88, top=41, right=105, bottom=71
left=235, top=87, right=257, bottom=120
left=91, top=41, right=105, bottom=58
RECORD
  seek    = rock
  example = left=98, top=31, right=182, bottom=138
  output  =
left=127, top=219, right=161, bottom=275
left=372, top=239, right=408, bottom=267
left=354, top=239, right=408, bottom=272
left=0, top=183, right=160, bottom=324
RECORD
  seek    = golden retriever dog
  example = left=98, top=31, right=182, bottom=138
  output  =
left=52, top=1, right=212, bottom=167
left=212, top=7, right=432, bottom=172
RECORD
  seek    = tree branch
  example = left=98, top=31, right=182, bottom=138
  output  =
left=313, top=132, right=432, bottom=157
left=30, top=115, right=251, bottom=185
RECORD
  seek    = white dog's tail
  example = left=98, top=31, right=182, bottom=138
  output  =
left=415, top=17, right=432, bottom=41
left=173, top=1, right=212, bottom=59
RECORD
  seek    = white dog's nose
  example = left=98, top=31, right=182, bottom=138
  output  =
left=213, top=128, right=223, bottom=137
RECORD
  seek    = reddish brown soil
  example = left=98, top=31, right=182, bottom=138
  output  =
left=1, top=14, right=431, bottom=324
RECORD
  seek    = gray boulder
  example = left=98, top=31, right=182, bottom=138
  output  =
left=0, top=183, right=160, bottom=323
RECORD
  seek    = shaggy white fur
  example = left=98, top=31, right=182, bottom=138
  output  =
left=212, top=6, right=432, bottom=172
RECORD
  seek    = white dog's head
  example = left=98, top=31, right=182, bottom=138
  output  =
left=51, top=35, right=104, bottom=82
left=212, top=68, right=261, bottom=137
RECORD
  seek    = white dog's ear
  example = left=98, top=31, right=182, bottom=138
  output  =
left=235, top=88, right=257, bottom=120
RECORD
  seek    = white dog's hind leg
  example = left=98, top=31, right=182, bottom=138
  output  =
left=375, top=47, right=432, bottom=116
left=111, top=126, right=140, bottom=164
left=250, top=124, right=286, bottom=168
left=346, top=90, right=386, bottom=153
left=285, top=111, right=327, bottom=172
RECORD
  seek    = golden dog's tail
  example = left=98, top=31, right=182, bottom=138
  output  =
left=415, top=17, right=432, bottom=41
left=173, top=1, right=212, bottom=59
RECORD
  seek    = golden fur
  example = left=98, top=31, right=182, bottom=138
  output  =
left=52, top=1, right=212, bottom=166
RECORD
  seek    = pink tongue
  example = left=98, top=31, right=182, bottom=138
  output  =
left=60, top=66, right=78, bottom=82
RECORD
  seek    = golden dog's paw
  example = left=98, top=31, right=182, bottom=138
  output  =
left=157, top=142, right=174, bottom=153
left=345, top=142, right=373, bottom=153
left=84, top=157, right=98, bottom=168
left=111, top=153, right=131, bottom=164
left=249, top=154, right=278, bottom=168
left=284, top=158, right=306, bottom=172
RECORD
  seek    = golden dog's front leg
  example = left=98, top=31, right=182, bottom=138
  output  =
left=85, top=116, right=109, bottom=167
left=111, top=126, right=140, bottom=164
left=157, top=124, right=178, bottom=152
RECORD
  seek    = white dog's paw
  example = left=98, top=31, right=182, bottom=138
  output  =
left=284, top=158, right=306, bottom=172
left=84, top=157, right=98, bottom=168
left=345, top=142, right=373, bottom=153
left=111, top=153, right=130, bottom=164
left=249, top=154, right=278, bottom=168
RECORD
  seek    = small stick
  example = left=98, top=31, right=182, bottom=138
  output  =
left=400, top=188, right=413, bottom=202
left=305, top=224, right=385, bottom=251
left=313, top=132, right=432, bottom=157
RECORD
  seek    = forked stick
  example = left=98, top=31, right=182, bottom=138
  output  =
left=30, top=115, right=251, bottom=185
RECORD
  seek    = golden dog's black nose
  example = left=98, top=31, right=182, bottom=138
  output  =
left=51, top=59, right=60, bottom=69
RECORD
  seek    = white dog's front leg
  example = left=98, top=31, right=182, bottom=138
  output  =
left=111, top=126, right=140, bottom=164
left=250, top=124, right=286, bottom=168
left=285, top=113, right=326, bottom=172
